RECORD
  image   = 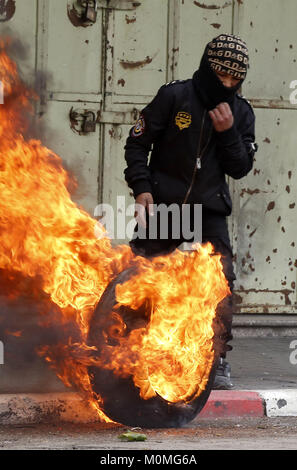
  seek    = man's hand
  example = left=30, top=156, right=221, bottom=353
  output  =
left=209, top=102, right=234, bottom=132
left=134, top=192, right=154, bottom=228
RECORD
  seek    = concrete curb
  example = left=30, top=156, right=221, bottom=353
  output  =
left=256, top=389, right=297, bottom=417
left=198, top=389, right=297, bottom=419
left=0, top=390, right=296, bottom=424
left=198, top=390, right=265, bottom=418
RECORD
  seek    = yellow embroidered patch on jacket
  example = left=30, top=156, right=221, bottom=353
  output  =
left=175, top=111, right=192, bottom=131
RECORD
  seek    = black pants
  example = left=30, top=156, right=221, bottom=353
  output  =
left=130, top=215, right=235, bottom=358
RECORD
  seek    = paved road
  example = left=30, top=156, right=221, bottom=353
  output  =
left=0, top=417, right=297, bottom=450
left=229, top=337, right=297, bottom=390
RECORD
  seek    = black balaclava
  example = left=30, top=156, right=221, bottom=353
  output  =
left=193, top=34, right=249, bottom=110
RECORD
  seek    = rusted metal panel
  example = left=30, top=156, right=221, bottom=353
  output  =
left=174, top=0, right=233, bottom=80
left=229, top=0, right=297, bottom=313
left=35, top=0, right=103, bottom=216
left=101, top=0, right=171, bottom=243
left=234, top=0, right=297, bottom=103
left=105, top=0, right=169, bottom=106
left=43, top=0, right=103, bottom=95
left=101, top=0, right=234, bottom=243
left=249, top=99, right=297, bottom=111
left=102, top=124, right=135, bottom=242
left=28, top=0, right=297, bottom=313
left=230, top=107, right=297, bottom=313
left=40, top=101, right=102, bottom=215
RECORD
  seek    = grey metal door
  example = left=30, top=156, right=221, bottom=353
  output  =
left=165, top=0, right=297, bottom=314
left=3, top=0, right=296, bottom=314
left=231, top=0, right=297, bottom=313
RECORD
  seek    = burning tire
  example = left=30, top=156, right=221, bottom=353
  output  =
left=88, top=267, right=219, bottom=428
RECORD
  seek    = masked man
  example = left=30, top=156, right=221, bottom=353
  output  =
left=124, top=34, right=258, bottom=389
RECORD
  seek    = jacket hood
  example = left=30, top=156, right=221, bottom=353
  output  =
left=192, top=53, right=243, bottom=110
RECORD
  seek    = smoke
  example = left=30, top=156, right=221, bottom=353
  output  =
left=0, top=33, right=79, bottom=199
left=0, top=269, right=82, bottom=393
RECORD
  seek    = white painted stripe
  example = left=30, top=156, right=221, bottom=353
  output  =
left=256, top=389, right=297, bottom=417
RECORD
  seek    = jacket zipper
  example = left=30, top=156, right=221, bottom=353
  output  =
left=182, top=110, right=212, bottom=205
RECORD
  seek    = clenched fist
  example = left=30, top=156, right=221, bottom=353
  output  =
left=134, top=192, right=154, bottom=229
left=209, top=102, right=234, bottom=132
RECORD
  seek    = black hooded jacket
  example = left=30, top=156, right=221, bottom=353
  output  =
left=124, top=63, right=257, bottom=218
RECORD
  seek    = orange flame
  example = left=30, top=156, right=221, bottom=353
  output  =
left=0, top=39, right=132, bottom=422
left=90, top=245, right=229, bottom=403
left=0, top=40, right=230, bottom=420
left=5, top=329, right=22, bottom=337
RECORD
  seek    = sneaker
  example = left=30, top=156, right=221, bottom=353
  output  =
left=212, top=358, right=234, bottom=390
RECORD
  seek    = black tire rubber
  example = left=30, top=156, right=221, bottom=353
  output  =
left=87, top=267, right=218, bottom=428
